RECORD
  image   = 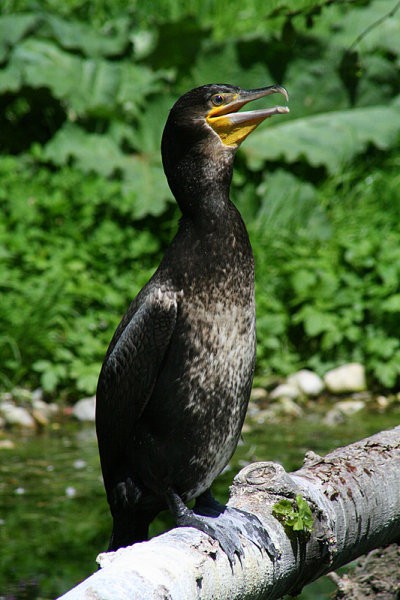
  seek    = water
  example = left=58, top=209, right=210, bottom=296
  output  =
left=1, top=403, right=399, bottom=599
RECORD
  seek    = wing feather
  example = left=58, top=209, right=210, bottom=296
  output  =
left=96, top=285, right=179, bottom=485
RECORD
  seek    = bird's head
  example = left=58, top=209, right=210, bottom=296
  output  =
left=161, top=84, right=289, bottom=212
left=163, top=83, right=288, bottom=149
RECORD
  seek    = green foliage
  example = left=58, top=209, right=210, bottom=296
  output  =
left=273, top=494, right=314, bottom=533
left=0, top=156, right=164, bottom=393
left=252, top=157, right=400, bottom=387
left=0, top=0, right=348, bottom=35
left=245, top=104, right=400, bottom=174
left=1, top=0, right=400, bottom=395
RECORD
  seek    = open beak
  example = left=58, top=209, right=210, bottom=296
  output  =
left=206, top=85, right=289, bottom=147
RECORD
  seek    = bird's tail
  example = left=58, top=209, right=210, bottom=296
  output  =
left=107, top=477, right=164, bottom=551
left=108, top=507, right=154, bottom=551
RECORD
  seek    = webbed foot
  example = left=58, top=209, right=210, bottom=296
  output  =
left=167, top=489, right=278, bottom=566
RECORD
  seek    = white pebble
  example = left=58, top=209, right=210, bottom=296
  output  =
left=287, top=369, right=324, bottom=397
left=324, top=363, right=366, bottom=394
left=270, top=383, right=300, bottom=400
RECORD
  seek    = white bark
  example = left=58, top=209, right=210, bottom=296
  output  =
left=59, top=425, right=400, bottom=600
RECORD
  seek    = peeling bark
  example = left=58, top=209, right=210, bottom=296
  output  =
left=329, top=544, right=400, bottom=599
left=58, top=426, right=400, bottom=600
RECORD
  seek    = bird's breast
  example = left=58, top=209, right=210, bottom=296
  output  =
left=178, top=295, right=256, bottom=414
left=136, top=236, right=256, bottom=499
left=149, top=279, right=256, bottom=497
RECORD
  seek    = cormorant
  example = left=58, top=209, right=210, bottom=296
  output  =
left=96, top=83, right=289, bottom=563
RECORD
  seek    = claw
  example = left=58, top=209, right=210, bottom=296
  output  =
left=167, top=489, right=278, bottom=566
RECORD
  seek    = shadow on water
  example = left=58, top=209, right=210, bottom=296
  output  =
left=1, top=403, right=399, bottom=599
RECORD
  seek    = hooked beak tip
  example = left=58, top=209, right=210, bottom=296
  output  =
left=265, top=85, right=289, bottom=103
left=281, top=87, right=289, bottom=103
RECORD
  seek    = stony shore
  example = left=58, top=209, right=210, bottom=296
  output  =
left=0, top=363, right=398, bottom=437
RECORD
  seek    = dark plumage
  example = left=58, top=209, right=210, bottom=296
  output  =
left=96, top=83, right=289, bottom=560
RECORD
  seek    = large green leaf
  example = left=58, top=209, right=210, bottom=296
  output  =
left=123, top=158, right=172, bottom=219
left=284, top=52, right=349, bottom=118
left=189, top=41, right=272, bottom=90
left=6, top=38, right=167, bottom=118
left=194, top=0, right=327, bottom=40
left=118, top=95, right=174, bottom=154
left=244, top=102, right=400, bottom=173
left=0, top=13, right=40, bottom=61
left=41, top=123, right=129, bottom=176
left=255, top=169, right=331, bottom=240
left=0, top=61, right=22, bottom=93
left=324, top=0, right=400, bottom=56
left=41, top=123, right=171, bottom=217
left=0, top=12, right=132, bottom=59
left=41, top=14, right=131, bottom=57
left=145, top=16, right=209, bottom=76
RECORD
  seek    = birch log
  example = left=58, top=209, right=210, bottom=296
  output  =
left=59, top=425, right=400, bottom=600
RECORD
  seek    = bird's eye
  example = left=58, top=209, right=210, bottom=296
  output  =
left=211, top=94, right=224, bottom=106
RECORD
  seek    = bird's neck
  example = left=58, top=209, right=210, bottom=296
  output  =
left=163, top=140, right=236, bottom=222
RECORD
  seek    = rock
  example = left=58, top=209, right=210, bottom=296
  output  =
left=10, top=387, right=32, bottom=402
left=275, top=397, right=304, bottom=418
left=250, top=387, right=268, bottom=402
left=324, top=363, right=367, bottom=394
left=324, top=399, right=366, bottom=426
left=253, top=397, right=303, bottom=423
left=334, top=399, right=366, bottom=415
left=0, top=439, right=15, bottom=449
left=376, top=395, right=390, bottom=410
left=32, top=398, right=59, bottom=420
left=287, top=369, right=324, bottom=397
left=253, top=407, right=277, bottom=425
left=31, top=388, right=44, bottom=403
left=270, top=383, right=301, bottom=401
left=241, top=421, right=252, bottom=434
left=0, top=402, right=36, bottom=429
left=246, top=401, right=260, bottom=418
left=72, top=396, right=96, bottom=422
left=32, top=408, right=49, bottom=427
left=323, top=410, right=343, bottom=426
